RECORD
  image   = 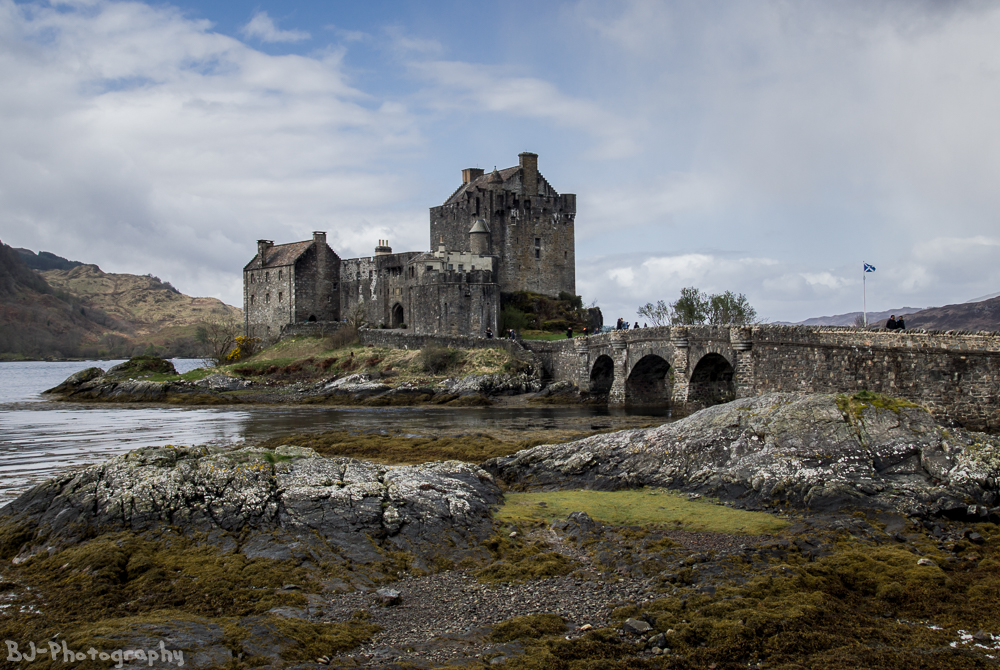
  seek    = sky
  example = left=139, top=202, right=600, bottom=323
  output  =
left=1, top=0, right=999, bottom=323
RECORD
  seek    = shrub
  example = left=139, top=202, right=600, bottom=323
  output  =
left=420, top=345, right=463, bottom=373
left=326, top=325, right=359, bottom=349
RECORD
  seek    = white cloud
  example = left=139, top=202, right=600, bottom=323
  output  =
left=0, top=0, right=421, bottom=302
left=410, top=60, right=641, bottom=159
left=241, top=11, right=309, bottom=43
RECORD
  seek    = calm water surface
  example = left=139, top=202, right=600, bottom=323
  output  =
left=0, top=360, right=663, bottom=505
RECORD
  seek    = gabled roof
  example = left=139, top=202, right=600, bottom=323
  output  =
left=244, top=241, right=312, bottom=271
left=443, top=165, right=558, bottom=206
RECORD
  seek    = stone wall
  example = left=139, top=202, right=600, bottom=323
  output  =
left=291, top=244, right=341, bottom=324
left=744, top=326, right=1000, bottom=430
left=280, top=321, right=345, bottom=339
left=244, top=264, right=296, bottom=340
left=340, top=252, right=421, bottom=328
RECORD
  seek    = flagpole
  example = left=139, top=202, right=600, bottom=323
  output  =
left=863, top=265, right=867, bottom=327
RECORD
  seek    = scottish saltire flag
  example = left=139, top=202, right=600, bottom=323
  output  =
left=864, top=263, right=876, bottom=272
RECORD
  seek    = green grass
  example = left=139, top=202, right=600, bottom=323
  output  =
left=496, top=488, right=788, bottom=535
left=519, top=330, right=587, bottom=341
left=144, top=368, right=212, bottom=382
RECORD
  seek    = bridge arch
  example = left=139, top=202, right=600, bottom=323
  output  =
left=688, top=352, right=735, bottom=407
left=390, top=303, right=404, bottom=329
left=626, top=354, right=672, bottom=405
left=589, top=354, right=614, bottom=395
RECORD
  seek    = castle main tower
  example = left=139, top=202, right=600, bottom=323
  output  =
left=428, top=152, right=576, bottom=297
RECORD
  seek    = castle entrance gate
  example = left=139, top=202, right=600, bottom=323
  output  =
left=391, top=303, right=404, bottom=329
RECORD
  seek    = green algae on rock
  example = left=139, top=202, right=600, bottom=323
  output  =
left=485, top=392, right=1000, bottom=519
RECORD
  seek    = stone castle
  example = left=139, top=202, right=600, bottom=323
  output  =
left=243, top=152, right=576, bottom=337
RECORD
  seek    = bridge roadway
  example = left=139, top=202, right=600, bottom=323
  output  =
left=358, top=325, right=1000, bottom=432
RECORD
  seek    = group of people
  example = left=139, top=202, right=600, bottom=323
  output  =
left=615, top=318, right=646, bottom=330
left=485, top=327, right=521, bottom=340
left=885, top=315, right=906, bottom=330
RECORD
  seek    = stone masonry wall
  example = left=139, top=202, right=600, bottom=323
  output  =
left=746, top=326, right=1000, bottom=430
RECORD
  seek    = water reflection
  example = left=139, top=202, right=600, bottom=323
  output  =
left=0, top=361, right=667, bottom=505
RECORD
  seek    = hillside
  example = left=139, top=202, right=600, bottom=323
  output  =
left=40, top=265, right=240, bottom=343
left=14, top=248, right=83, bottom=272
left=0, top=242, right=120, bottom=358
left=904, top=295, right=1000, bottom=331
left=0, top=242, right=241, bottom=359
left=784, top=306, right=924, bottom=326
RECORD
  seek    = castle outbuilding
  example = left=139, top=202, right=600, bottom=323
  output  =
left=243, top=152, right=576, bottom=337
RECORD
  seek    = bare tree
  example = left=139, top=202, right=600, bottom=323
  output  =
left=197, top=315, right=242, bottom=367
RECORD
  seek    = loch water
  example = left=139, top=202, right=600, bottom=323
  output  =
left=0, top=360, right=666, bottom=505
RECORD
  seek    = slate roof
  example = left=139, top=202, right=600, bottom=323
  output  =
left=244, top=240, right=312, bottom=271
left=443, top=165, right=529, bottom=206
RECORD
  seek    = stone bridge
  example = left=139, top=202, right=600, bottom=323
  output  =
left=522, top=325, right=1000, bottom=432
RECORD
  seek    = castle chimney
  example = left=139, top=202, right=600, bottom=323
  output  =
left=257, top=239, right=273, bottom=263
left=375, top=239, right=392, bottom=256
left=519, top=152, right=538, bottom=196
left=462, top=168, right=484, bottom=184
left=312, top=231, right=326, bottom=245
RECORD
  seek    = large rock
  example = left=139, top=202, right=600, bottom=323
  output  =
left=2, top=444, right=501, bottom=568
left=443, top=372, right=542, bottom=396
left=484, top=392, right=1000, bottom=517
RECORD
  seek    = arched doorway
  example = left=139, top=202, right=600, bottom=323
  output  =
left=391, top=303, right=404, bottom=328
left=688, top=353, right=735, bottom=407
left=589, top=355, right=614, bottom=395
left=625, top=354, right=671, bottom=405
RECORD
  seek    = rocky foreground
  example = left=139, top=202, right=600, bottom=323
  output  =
left=2, top=444, right=500, bottom=570
left=486, top=392, right=1000, bottom=519
left=4, top=392, right=1000, bottom=668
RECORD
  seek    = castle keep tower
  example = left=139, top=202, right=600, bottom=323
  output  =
left=429, top=152, right=576, bottom=297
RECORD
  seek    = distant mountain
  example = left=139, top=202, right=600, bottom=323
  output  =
left=0, top=241, right=120, bottom=358
left=904, top=297, right=1000, bottom=332
left=967, top=291, right=1000, bottom=303
left=1, top=244, right=241, bottom=359
left=781, top=306, right=925, bottom=327
left=14, top=248, right=84, bottom=272
left=40, top=264, right=240, bottom=344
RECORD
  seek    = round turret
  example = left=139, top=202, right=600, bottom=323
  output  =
left=469, top=219, right=490, bottom=254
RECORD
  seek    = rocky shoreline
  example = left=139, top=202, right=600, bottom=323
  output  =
left=40, top=357, right=580, bottom=407
left=4, top=391, right=1000, bottom=668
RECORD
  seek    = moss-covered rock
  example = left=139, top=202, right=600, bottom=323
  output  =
left=485, top=392, right=1000, bottom=518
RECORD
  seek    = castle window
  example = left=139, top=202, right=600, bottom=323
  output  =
left=250, top=295, right=255, bottom=305
left=471, top=265, right=475, bottom=271
left=266, top=293, right=270, bottom=304
left=250, top=274, right=255, bottom=284
left=333, top=283, right=338, bottom=290
left=534, top=238, right=541, bottom=259
left=265, top=271, right=269, bottom=282
left=448, top=264, right=454, bottom=271
left=278, top=269, right=282, bottom=280
left=426, top=265, right=433, bottom=272
left=356, top=272, right=361, bottom=280
left=369, top=270, right=373, bottom=279
left=278, top=292, right=283, bottom=303
left=458, top=264, right=464, bottom=271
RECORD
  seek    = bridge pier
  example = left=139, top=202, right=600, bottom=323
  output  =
left=608, top=335, right=628, bottom=405
left=670, top=329, right=690, bottom=405
left=731, top=328, right=754, bottom=398
left=574, top=337, right=591, bottom=393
